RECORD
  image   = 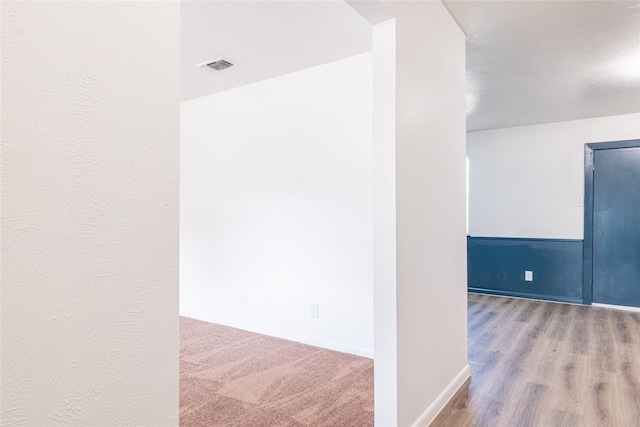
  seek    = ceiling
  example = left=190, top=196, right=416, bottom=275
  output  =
left=181, top=1, right=371, bottom=101
left=444, top=0, right=640, bottom=131
left=182, top=1, right=640, bottom=132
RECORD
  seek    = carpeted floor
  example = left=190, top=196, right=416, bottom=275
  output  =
left=180, top=317, right=374, bottom=427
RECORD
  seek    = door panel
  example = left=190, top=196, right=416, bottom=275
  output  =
left=593, top=147, right=640, bottom=307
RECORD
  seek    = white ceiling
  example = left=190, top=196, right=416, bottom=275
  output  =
left=181, top=1, right=372, bottom=101
left=444, top=0, right=640, bottom=131
left=182, top=1, right=640, bottom=132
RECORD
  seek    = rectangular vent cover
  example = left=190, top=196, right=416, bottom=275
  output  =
left=205, top=58, right=233, bottom=71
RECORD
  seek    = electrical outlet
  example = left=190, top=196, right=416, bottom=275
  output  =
left=525, top=271, right=533, bottom=282
left=239, top=293, right=248, bottom=304
left=310, top=303, right=319, bottom=318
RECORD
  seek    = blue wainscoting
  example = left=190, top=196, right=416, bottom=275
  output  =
left=468, top=237, right=584, bottom=304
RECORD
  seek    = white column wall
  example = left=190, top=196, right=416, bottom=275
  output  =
left=372, top=17, right=399, bottom=427
left=384, top=2, right=468, bottom=425
left=354, top=1, right=469, bottom=425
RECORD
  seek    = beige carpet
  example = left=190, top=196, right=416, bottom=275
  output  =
left=180, top=317, right=374, bottom=427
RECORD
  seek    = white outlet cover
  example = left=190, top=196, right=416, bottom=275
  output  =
left=525, top=271, right=533, bottom=281
left=310, top=303, right=319, bottom=318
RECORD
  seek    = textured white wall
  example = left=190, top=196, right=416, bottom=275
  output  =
left=373, top=2, right=469, bottom=426
left=468, top=113, right=640, bottom=239
left=1, top=2, right=179, bottom=426
left=180, top=53, right=374, bottom=357
left=351, top=2, right=468, bottom=424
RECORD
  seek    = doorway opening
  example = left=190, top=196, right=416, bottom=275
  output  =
left=178, top=2, right=379, bottom=424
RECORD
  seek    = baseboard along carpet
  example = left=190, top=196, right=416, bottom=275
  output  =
left=180, top=317, right=374, bottom=427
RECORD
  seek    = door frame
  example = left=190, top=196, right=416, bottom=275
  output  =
left=583, top=139, right=640, bottom=305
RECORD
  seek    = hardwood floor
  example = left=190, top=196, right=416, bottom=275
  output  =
left=432, top=293, right=640, bottom=427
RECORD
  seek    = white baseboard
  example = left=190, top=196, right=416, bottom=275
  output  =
left=410, top=364, right=471, bottom=427
left=592, top=303, right=640, bottom=312
left=276, top=332, right=374, bottom=359
left=182, top=314, right=374, bottom=359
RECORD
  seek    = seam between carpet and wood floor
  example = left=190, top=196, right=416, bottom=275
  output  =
left=181, top=293, right=640, bottom=427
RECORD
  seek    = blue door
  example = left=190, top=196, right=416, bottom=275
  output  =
left=592, top=146, right=640, bottom=307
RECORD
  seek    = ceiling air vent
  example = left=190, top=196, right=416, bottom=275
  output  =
left=197, top=58, right=234, bottom=72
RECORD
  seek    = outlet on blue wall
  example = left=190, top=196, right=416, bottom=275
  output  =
left=467, top=237, right=583, bottom=304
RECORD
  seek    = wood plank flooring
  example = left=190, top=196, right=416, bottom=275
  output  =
left=432, top=293, right=640, bottom=427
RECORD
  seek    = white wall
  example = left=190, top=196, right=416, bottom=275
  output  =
left=468, top=113, right=640, bottom=239
left=180, top=53, right=374, bottom=357
left=1, top=2, right=179, bottom=426
left=369, top=2, right=469, bottom=426
left=372, top=16, right=399, bottom=427
left=351, top=2, right=468, bottom=424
